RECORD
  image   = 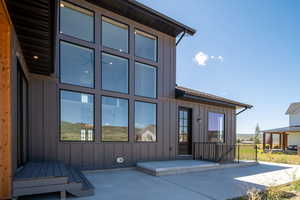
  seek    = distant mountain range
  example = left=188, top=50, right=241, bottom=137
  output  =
left=237, top=133, right=262, bottom=141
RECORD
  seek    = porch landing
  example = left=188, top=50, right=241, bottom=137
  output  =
left=137, top=160, right=257, bottom=176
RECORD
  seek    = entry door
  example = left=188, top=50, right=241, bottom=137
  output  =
left=178, top=108, right=192, bottom=155
left=17, top=61, right=28, bottom=167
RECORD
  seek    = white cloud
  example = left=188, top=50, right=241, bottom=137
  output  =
left=218, top=56, right=224, bottom=62
left=194, top=52, right=224, bottom=66
left=194, top=52, right=209, bottom=66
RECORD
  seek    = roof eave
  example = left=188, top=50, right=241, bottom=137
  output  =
left=175, top=88, right=252, bottom=109
left=127, top=0, right=196, bottom=36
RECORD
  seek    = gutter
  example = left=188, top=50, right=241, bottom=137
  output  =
left=175, top=88, right=253, bottom=112
left=235, top=107, right=250, bottom=116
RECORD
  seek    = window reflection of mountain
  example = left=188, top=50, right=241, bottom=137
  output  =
left=135, top=125, right=156, bottom=142
left=61, top=121, right=94, bottom=141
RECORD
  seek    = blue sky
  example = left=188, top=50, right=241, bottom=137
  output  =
left=138, top=0, right=300, bottom=134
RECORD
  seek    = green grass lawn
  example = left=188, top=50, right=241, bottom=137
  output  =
left=258, top=152, right=300, bottom=165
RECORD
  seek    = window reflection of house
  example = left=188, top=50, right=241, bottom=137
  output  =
left=135, top=126, right=156, bottom=142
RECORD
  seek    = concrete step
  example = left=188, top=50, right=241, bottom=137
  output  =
left=176, top=155, right=193, bottom=160
left=67, top=167, right=94, bottom=197
left=137, top=160, right=220, bottom=176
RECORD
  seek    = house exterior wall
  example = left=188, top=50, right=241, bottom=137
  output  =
left=289, top=114, right=300, bottom=126
left=288, top=132, right=300, bottom=146
left=26, top=0, right=237, bottom=170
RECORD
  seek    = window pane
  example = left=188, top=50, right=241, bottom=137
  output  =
left=135, top=30, right=157, bottom=61
left=60, top=90, right=94, bottom=141
left=135, top=62, right=156, bottom=98
left=102, top=96, right=128, bottom=142
left=60, top=41, right=94, bottom=88
left=208, top=112, right=225, bottom=143
left=135, top=101, right=156, bottom=142
left=60, top=1, right=94, bottom=42
left=102, top=53, right=128, bottom=93
left=102, top=17, right=128, bottom=53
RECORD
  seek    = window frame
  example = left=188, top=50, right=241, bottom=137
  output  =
left=178, top=107, right=192, bottom=144
left=134, top=61, right=158, bottom=99
left=101, top=52, right=130, bottom=94
left=134, top=100, right=158, bottom=143
left=59, top=40, right=96, bottom=89
left=134, top=28, right=158, bottom=62
left=207, top=111, right=226, bottom=143
left=56, top=1, right=161, bottom=143
left=59, top=0, right=95, bottom=43
left=59, top=89, right=96, bottom=142
left=101, top=95, right=130, bottom=142
left=101, top=15, right=130, bottom=54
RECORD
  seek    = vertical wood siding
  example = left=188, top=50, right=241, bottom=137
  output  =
left=0, top=1, right=12, bottom=198
left=27, top=1, right=237, bottom=170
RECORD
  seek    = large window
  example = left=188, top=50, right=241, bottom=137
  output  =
left=102, top=96, right=129, bottom=142
left=135, top=30, right=157, bottom=61
left=208, top=112, right=225, bottom=143
left=60, top=90, right=94, bottom=141
left=60, top=41, right=94, bottom=88
left=102, top=53, right=128, bottom=93
left=135, top=62, right=157, bottom=98
left=135, top=101, right=156, bottom=142
left=102, top=17, right=128, bottom=53
left=58, top=2, right=161, bottom=143
left=60, top=1, right=94, bottom=42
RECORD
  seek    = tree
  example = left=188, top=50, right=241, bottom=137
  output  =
left=254, top=123, right=261, bottom=144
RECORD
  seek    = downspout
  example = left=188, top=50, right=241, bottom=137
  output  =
left=176, top=30, right=186, bottom=46
left=235, top=107, right=249, bottom=116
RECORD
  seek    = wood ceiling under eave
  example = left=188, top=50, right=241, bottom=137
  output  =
left=6, top=0, right=54, bottom=75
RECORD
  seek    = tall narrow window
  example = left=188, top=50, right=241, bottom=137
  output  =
left=102, top=17, right=128, bottom=53
left=60, top=41, right=94, bottom=88
left=102, top=96, right=129, bottom=142
left=135, top=62, right=156, bottom=98
left=208, top=112, right=225, bottom=143
left=135, top=101, right=156, bottom=142
left=102, top=53, right=128, bottom=93
left=135, top=30, right=157, bottom=61
left=60, top=90, right=94, bottom=141
left=60, top=1, right=94, bottom=42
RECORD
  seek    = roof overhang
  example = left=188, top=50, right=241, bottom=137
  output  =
left=175, top=86, right=253, bottom=109
left=86, top=0, right=196, bottom=37
left=6, top=0, right=195, bottom=75
left=6, top=0, right=54, bottom=75
left=263, top=126, right=300, bottom=133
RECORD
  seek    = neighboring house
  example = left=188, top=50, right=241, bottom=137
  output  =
left=0, top=0, right=252, bottom=198
left=262, top=102, right=300, bottom=150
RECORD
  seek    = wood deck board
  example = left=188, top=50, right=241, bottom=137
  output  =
left=53, top=162, right=61, bottom=177
left=46, top=161, right=54, bottom=177
left=13, top=161, right=94, bottom=198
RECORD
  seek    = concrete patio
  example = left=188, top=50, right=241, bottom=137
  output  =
left=20, top=162, right=300, bottom=200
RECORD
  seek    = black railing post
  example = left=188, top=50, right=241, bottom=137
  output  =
left=193, top=143, right=195, bottom=160
left=255, top=145, right=258, bottom=163
left=237, top=144, right=240, bottom=163
left=215, top=143, right=218, bottom=162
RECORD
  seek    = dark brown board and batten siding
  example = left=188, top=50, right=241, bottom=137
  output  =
left=27, top=0, right=236, bottom=170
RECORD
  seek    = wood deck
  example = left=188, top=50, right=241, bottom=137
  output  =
left=13, top=161, right=94, bottom=199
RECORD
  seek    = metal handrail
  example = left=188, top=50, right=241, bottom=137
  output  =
left=193, top=142, right=258, bottom=163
